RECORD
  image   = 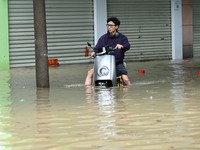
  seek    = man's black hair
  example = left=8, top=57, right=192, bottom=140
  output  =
left=107, top=17, right=120, bottom=26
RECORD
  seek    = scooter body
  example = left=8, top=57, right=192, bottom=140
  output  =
left=93, top=47, right=117, bottom=87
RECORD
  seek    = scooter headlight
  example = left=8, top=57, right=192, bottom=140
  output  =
left=97, top=66, right=109, bottom=76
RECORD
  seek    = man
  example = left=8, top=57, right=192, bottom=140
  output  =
left=85, top=17, right=131, bottom=86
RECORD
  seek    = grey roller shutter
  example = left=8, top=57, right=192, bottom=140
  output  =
left=8, top=0, right=35, bottom=67
left=107, top=0, right=172, bottom=61
left=193, top=0, right=200, bottom=57
left=8, top=0, right=94, bottom=68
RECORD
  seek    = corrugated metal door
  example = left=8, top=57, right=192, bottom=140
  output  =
left=8, top=0, right=94, bottom=68
left=193, top=0, right=200, bottom=57
left=107, top=0, right=172, bottom=61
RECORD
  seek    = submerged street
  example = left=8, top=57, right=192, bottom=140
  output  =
left=0, top=59, right=200, bottom=149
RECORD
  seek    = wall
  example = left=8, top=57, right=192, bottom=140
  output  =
left=0, top=0, right=9, bottom=69
left=182, top=0, right=193, bottom=58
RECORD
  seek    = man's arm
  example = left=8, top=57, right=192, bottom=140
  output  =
left=121, top=35, right=131, bottom=52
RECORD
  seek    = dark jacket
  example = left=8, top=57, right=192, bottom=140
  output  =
left=94, top=32, right=131, bottom=65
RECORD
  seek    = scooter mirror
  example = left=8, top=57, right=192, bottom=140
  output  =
left=87, top=42, right=91, bottom=47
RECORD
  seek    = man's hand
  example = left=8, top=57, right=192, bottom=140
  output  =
left=115, top=44, right=124, bottom=49
left=90, top=51, right=96, bottom=58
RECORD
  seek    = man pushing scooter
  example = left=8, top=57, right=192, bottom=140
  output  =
left=85, top=17, right=131, bottom=86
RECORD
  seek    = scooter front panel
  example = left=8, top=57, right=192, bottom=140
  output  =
left=93, top=55, right=117, bottom=86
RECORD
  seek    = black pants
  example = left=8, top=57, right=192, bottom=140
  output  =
left=116, top=63, right=128, bottom=76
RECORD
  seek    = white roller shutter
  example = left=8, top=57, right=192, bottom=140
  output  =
left=107, top=0, right=172, bottom=61
left=8, top=0, right=94, bottom=68
left=193, top=0, right=200, bottom=57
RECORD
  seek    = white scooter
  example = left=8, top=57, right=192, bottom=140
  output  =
left=87, top=42, right=124, bottom=87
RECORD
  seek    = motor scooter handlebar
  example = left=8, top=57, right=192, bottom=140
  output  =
left=105, top=46, right=116, bottom=55
left=86, top=42, right=116, bottom=56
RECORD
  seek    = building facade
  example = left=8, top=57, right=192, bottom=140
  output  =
left=0, top=0, right=200, bottom=68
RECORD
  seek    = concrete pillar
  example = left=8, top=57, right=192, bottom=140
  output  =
left=171, top=0, right=183, bottom=59
left=93, top=0, right=107, bottom=44
left=33, top=0, right=49, bottom=88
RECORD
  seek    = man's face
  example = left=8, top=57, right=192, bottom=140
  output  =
left=106, top=21, right=118, bottom=34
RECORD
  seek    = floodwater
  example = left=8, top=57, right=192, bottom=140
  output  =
left=0, top=59, right=200, bottom=150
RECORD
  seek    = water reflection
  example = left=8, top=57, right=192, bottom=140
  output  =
left=34, top=88, right=53, bottom=149
left=85, top=86, right=130, bottom=140
left=0, top=70, right=12, bottom=149
left=170, top=60, right=185, bottom=112
left=94, top=88, right=117, bottom=139
left=36, top=88, right=50, bottom=133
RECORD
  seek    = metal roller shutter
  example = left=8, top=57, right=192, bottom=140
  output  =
left=193, top=0, right=200, bottom=57
left=8, top=0, right=94, bottom=68
left=107, top=0, right=172, bottom=61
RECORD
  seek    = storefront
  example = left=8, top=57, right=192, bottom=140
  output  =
left=8, top=0, right=94, bottom=67
left=0, top=0, right=198, bottom=68
left=107, top=0, right=172, bottom=61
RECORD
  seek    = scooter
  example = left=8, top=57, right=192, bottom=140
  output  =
left=87, top=42, right=124, bottom=87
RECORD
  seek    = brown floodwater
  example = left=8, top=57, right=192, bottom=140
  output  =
left=0, top=59, right=200, bottom=150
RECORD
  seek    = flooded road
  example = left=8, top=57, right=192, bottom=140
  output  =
left=0, top=59, right=200, bottom=150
